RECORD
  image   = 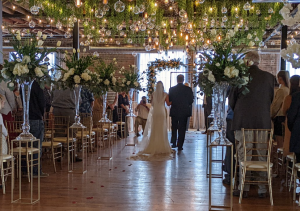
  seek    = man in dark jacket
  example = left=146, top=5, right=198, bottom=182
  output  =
left=169, top=75, right=194, bottom=150
left=229, top=51, right=274, bottom=198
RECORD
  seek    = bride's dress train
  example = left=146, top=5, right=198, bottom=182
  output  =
left=130, top=86, right=174, bottom=161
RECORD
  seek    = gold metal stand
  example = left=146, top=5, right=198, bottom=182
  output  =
left=209, top=142, right=233, bottom=211
left=11, top=138, right=40, bottom=204
left=206, top=128, right=221, bottom=177
left=97, top=122, right=113, bottom=160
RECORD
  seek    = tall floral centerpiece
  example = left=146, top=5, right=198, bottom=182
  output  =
left=0, top=30, right=57, bottom=140
left=195, top=27, right=251, bottom=145
left=92, top=58, right=119, bottom=122
left=56, top=50, right=97, bottom=128
left=120, top=65, right=143, bottom=117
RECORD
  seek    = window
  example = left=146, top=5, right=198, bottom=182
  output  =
left=286, top=61, right=300, bottom=76
left=138, top=51, right=187, bottom=101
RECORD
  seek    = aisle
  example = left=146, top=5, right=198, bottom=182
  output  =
left=0, top=131, right=298, bottom=211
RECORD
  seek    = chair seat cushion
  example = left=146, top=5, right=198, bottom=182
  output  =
left=93, top=128, right=108, bottom=133
left=14, top=147, right=39, bottom=154
left=277, top=147, right=283, bottom=153
left=241, top=161, right=273, bottom=169
left=53, top=137, right=76, bottom=143
left=294, top=163, right=300, bottom=170
left=0, top=154, right=13, bottom=161
left=42, top=142, right=62, bottom=147
left=116, top=121, right=125, bottom=125
left=287, top=153, right=295, bottom=161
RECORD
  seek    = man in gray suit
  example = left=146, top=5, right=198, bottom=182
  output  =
left=229, top=51, right=274, bottom=198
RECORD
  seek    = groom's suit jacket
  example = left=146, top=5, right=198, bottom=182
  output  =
left=169, top=83, right=194, bottom=118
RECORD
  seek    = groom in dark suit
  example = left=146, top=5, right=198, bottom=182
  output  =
left=169, top=75, right=194, bottom=150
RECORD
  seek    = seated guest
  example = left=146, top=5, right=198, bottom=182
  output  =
left=135, top=96, right=151, bottom=136
left=118, top=92, right=129, bottom=122
left=283, top=75, right=300, bottom=157
left=106, top=91, right=118, bottom=123
left=229, top=51, right=274, bottom=198
left=52, top=88, right=82, bottom=162
left=271, top=71, right=289, bottom=148
left=0, top=95, right=8, bottom=155
left=79, top=88, right=94, bottom=114
left=287, top=79, right=300, bottom=172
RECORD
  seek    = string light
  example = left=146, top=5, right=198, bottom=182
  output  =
left=103, top=0, right=108, bottom=4
left=12, top=5, right=15, bottom=10
left=75, top=0, right=82, bottom=8
left=154, top=2, right=157, bottom=7
left=185, top=35, right=189, bottom=40
left=148, top=37, right=152, bottom=42
left=144, top=13, right=148, bottom=18
left=164, top=0, right=168, bottom=4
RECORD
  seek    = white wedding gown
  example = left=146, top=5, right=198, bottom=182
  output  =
left=130, top=85, right=174, bottom=161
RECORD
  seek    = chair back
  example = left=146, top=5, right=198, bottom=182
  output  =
left=13, top=112, right=23, bottom=121
left=92, top=111, right=102, bottom=127
left=80, top=113, right=93, bottom=131
left=241, top=128, right=273, bottom=167
left=107, top=109, right=113, bottom=122
left=117, top=108, right=123, bottom=122
left=52, top=116, right=70, bottom=138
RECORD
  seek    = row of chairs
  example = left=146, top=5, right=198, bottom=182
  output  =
left=0, top=108, right=128, bottom=194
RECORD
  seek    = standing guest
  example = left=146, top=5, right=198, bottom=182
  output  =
left=271, top=71, right=290, bottom=148
left=0, top=80, right=17, bottom=123
left=118, top=92, right=129, bottom=122
left=202, top=94, right=212, bottom=134
left=184, top=82, right=192, bottom=131
left=287, top=84, right=300, bottom=177
left=21, top=80, right=48, bottom=177
left=135, top=96, right=151, bottom=136
left=44, top=85, right=52, bottom=113
left=283, top=75, right=300, bottom=157
left=52, top=88, right=82, bottom=162
left=169, top=74, right=194, bottom=150
left=0, top=95, right=8, bottom=155
left=106, top=91, right=118, bottom=123
left=229, top=51, right=274, bottom=198
left=79, top=88, right=94, bottom=114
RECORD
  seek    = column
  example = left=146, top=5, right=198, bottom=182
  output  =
left=73, top=21, right=80, bottom=59
left=281, top=25, right=287, bottom=70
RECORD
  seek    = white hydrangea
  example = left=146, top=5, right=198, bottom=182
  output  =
left=68, top=68, right=75, bottom=75
left=62, top=72, right=70, bottom=81
left=74, top=75, right=81, bottom=84
left=13, top=63, right=29, bottom=76
left=104, top=79, right=110, bottom=85
left=81, top=72, right=91, bottom=81
left=215, top=63, right=220, bottom=67
left=134, top=82, right=139, bottom=87
left=34, top=67, right=44, bottom=77
left=112, top=77, right=117, bottom=85
left=248, top=41, right=255, bottom=47
left=247, top=34, right=252, bottom=39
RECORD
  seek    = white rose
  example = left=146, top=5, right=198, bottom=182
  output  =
left=248, top=41, right=255, bottom=47
left=216, top=63, right=220, bottom=67
left=211, top=29, right=217, bottom=36
left=34, top=67, right=44, bottom=77
left=121, top=66, right=125, bottom=70
left=247, top=34, right=252, bottom=39
left=231, top=67, right=239, bottom=77
left=121, top=84, right=125, bottom=87
left=73, top=48, right=76, bottom=54
left=112, top=77, right=117, bottom=85
left=77, top=49, right=80, bottom=53
left=16, top=30, right=20, bottom=35
left=62, top=72, right=70, bottom=81
left=38, top=40, right=44, bottom=46
left=37, top=31, right=42, bottom=38
left=83, top=48, right=86, bottom=52
left=134, top=82, right=139, bottom=87
left=8, top=82, right=14, bottom=87
left=74, top=75, right=81, bottom=84
left=16, top=35, right=21, bottom=41
left=234, top=25, right=239, bottom=32
left=22, top=55, right=31, bottom=64
left=239, top=59, right=244, bottom=64
left=68, top=68, right=75, bottom=75
left=43, top=34, right=47, bottom=40
left=57, top=41, right=61, bottom=47
left=249, top=61, right=254, bottom=65
left=113, top=58, right=116, bottom=61
left=224, top=66, right=232, bottom=78
left=104, top=79, right=110, bottom=85
left=208, top=71, right=215, bottom=83
left=81, top=72, right=91, bottom=81
left=127, top=81, right=131, bottom=86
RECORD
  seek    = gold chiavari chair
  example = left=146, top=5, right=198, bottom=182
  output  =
left=79, top=113, right=96, bottom=153
left=239, top=128, right=274, bottom=205
left=97, top=121, right=113, bottom=160
left=6, top=121, right=39, bottom=183
left=0, top=126, right=14, bottom=194
left=52, top=116, right=76, bottom=172
left=117, top=108, right=126, bottom=139
left=42, top=114, right=63, bottom=173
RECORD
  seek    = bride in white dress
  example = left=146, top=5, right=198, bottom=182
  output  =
left=130, top=81, right=174, bottom=160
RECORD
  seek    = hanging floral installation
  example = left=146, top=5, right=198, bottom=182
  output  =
left=12, top=0, right=284, bottom=51
left=145, top=58, right=185, bottom=98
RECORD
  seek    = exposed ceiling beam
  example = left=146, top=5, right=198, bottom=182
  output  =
left=2, top=6, right=15, bottom=15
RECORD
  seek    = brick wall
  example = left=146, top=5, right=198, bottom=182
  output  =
left=258, top=53, right=280, bottom=76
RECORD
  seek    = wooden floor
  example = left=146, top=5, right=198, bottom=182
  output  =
left=0, top=131, right=300, bottom=211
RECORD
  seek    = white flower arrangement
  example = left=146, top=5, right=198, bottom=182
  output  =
left=281, top=42, right=300, bottom=68
left=280, top=3, right=300, bottom=26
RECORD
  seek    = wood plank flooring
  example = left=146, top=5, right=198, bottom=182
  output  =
left=0, top=131, right=299, bottom=211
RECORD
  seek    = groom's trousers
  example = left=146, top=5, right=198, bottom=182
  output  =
left=171, top=116, right=188, bottom=149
